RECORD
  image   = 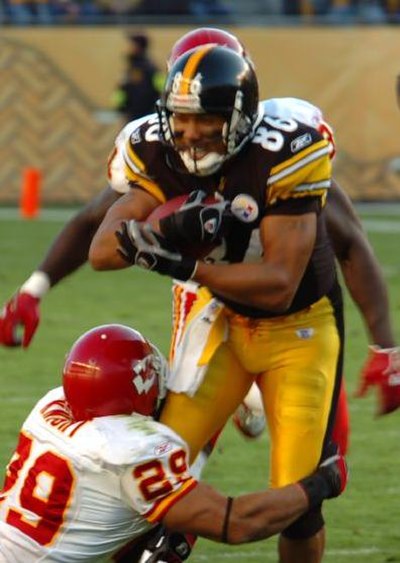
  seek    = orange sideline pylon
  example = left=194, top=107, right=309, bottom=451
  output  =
left=20, top=168, right=41, bottom=219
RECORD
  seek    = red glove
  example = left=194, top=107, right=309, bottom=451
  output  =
left=0, top=292, right=40, bottom=348
left=355, top=346, right=400, bottom=415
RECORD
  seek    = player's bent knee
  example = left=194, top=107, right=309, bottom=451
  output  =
left=281, top=505, right=324, bottom=540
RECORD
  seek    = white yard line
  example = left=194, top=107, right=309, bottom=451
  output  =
left=355, top=202, right=400, bottom=215
left=362, top=219, right=400, bottom=233
left=0, top=205, right=400, bottom=232
left=191, top=546, right=381, bottom=560
left=0, top=208, right=78, bottom=221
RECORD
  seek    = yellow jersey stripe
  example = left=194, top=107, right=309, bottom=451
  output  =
left=169, top=284, right=184, bottom=361
left=269, top=138, right=328, bottom=175
left=267, top=152, right=331, bottom=205
left=123, top=141, right=146, bottom=175
left=267, top=146, right=330, bottom=186
left=145, top=478, right=198, bottom=523
left=268, top=139, right=330, bottom=184
left=121, top=137, right=166, bottom=203
left=124, top=170, right=166, bottom=204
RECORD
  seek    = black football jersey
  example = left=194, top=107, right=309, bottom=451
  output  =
left=122, top=111, right=338, bottom=318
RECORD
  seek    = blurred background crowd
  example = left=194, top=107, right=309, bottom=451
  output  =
left=1, top=0, right=400, bottom=25
left=1, top=0, right=399, bottom=204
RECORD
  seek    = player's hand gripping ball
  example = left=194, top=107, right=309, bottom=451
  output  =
left=146, top=191, right=230, bottom=260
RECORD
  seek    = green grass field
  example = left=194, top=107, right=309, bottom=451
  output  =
left=1, top=205, right=400, bottom=562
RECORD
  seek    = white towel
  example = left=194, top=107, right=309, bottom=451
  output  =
left=168, top=298, right=227, bottom=396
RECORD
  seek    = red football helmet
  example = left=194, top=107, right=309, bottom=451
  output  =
left=63, top=324, right=166, bottom=421
left=167, top=27, right=247, bottom=69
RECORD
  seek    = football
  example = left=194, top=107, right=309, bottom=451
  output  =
left=146, top=194, right=222, bottom=260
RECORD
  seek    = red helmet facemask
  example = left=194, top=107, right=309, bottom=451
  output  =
left=63, top=324, right=166, bottom=421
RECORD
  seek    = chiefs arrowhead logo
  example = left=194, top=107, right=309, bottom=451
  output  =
left=133, top=372, right=156, bottom=394
left=132, top=356, right=156, bottom=394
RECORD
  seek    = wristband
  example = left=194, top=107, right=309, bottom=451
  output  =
left=167, top=256, right=198, bottom=282
left=370, top=345, right=399, bottom=354
left=20, top=271, right=51, bottom=298
left=221, top=496, right=234, bottom=543
left=298, top=474, right=329, bottom=510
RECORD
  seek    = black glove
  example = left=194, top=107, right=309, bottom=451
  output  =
left=139, top=527, right=194, bottom=563
left=298, top=444, right=348, bottom=509
left=159, top=190, right=232, bottom=245
left=116, top=220, right=197, bottom=282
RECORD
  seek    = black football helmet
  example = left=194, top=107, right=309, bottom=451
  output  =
left=157, top=45, right=260, bottom=176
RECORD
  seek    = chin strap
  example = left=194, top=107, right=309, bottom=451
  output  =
left=179, top=148, right=225, bottom=176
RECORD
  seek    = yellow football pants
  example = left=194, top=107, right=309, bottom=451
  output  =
left=161, top=289, right=343, bottom=487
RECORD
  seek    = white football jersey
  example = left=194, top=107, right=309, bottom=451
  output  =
left=0, top=388, right=196, bottom=562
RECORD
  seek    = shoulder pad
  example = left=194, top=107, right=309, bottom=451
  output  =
left=263, top=97, right=323, bottom=129
left=114, top=113, right=157, bottom=147
left=93, top=415, right=186, bottom=467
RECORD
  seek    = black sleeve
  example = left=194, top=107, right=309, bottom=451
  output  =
left=264, top=196, right=322, bottom=216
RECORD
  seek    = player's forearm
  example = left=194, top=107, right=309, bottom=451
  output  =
left=327, top=180, right=396, bottom=347
left=89, top=203, right=136, bottom=271
left=193, top=261, right=297, bottom=313
left=340, top=247, right=396, bottom=347
left=164, top=453, right=346, bottom=545
left=37, top=215, right=98, bottom=286
left=34, top=187, right=122, bottom=286
left=89, top=222, right=130, bottom=270
left=226, top=485, right=308, bottom=544
left=90, top=188, right=160, bottom=271
left=164, top=483, right=308, bottom=545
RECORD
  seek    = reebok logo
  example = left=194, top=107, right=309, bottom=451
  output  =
left=291, top=133, right=312, bottom=153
